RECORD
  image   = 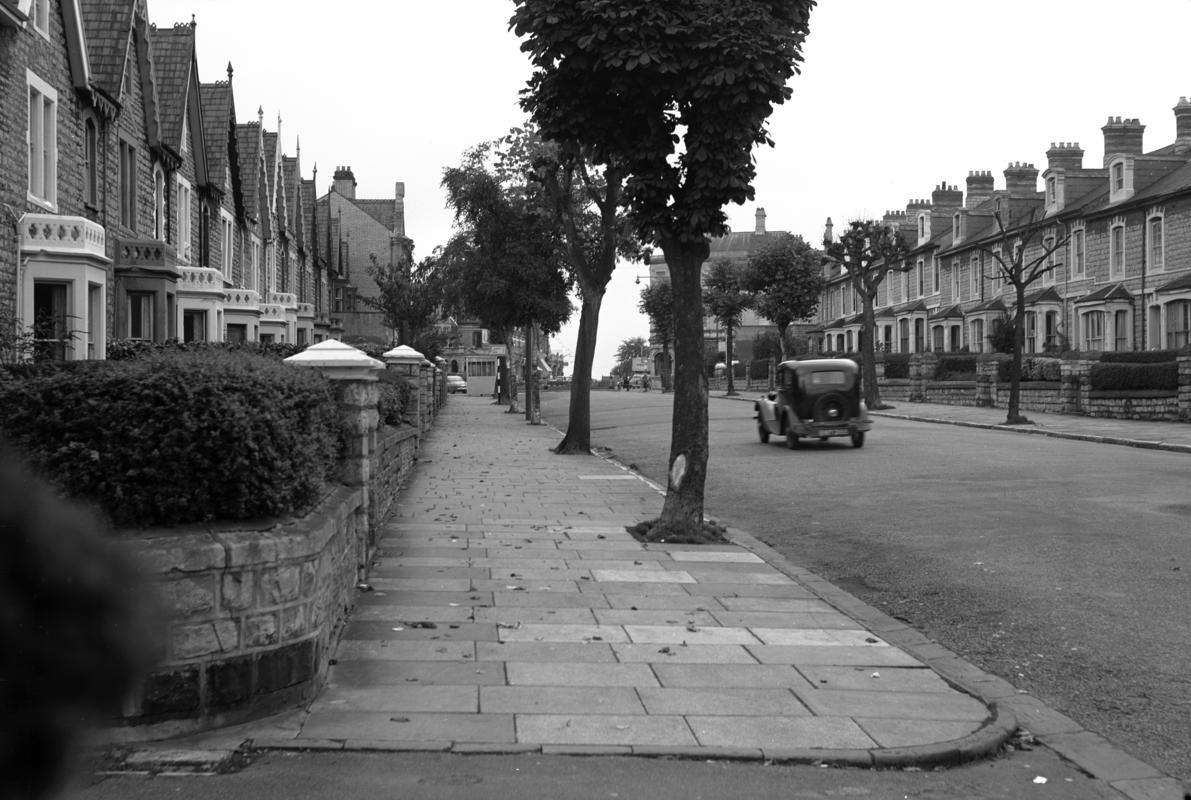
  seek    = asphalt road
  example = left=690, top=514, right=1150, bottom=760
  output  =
left=540, top=389, right=1191, bottom=785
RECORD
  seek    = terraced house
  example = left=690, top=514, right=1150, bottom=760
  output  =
left=1, top=0, right=345, bottom=360
left=816, top=102, right=1191, bottom=356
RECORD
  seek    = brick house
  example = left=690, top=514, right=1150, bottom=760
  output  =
left=816, top=101, right=1191, bottom=357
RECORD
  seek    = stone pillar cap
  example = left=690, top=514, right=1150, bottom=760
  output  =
left=284, top=339, right=384, bottom=377
left=382, top=344, right=425, bottom=366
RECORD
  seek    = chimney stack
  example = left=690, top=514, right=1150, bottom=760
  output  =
left=1003, top=162, right=1039, bottom=198
left=1046, top=142, right=1084, bottom=171
left=333, top=166, right=357, bottom=200
left=822, top=217, right=833, bottom=247
left=965, top=171, right=995, bottom=208
left=1101, top=117, right=1145, bottom=165
left=755, top=207, right=767, bottom=235
left=931, top=182, right=963, bottom=211
left=1174, top=98, right=1191, bottom=149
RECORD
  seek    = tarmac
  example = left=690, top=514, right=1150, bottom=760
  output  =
left=98, top=395, right=1190, bottom=800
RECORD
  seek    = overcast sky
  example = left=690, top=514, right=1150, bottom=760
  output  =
left=150, top=0, right=1191, bottom=376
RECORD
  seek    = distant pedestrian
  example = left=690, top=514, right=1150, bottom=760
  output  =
left=622, top=375, right=630, bottom=392
left=642, top=374, right=651, bottom=392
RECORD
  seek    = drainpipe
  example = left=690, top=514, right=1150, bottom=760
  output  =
left=1139, top=212, right=1147, bottom=351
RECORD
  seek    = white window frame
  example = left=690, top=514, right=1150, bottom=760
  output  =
left=83, top=116, right=98, bottom=207
left=1109, top=219, right=1126, bottom=279
left=970, top=253, right=979, bottom=299
left=1071, top=226, right=1086, bottom=278
left=32, top=0, right=50, bottom=36
left=1148, top=212, right=1164, bottom=273
left=916, top=258, right=925, bottom=298
left=1081, top=309, right=1105, bottom=351
left=152, top=165, right=165, bottom=239
left=1043, top=235, right=1057, bottom=286
left=27, top=71, right=57, bottom=210
left=932, top=256, right=941, bottom=295
left=176, top=176, right=193, bottom=262
left=1109, top=159, right=1134, bottom=203
left=220, top=211, right=235, bottom=276
left=990, top=246, right=1002, bottom=292
left=951, top=258, right=961, bottom=300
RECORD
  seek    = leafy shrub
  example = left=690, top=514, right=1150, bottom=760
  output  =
left=748, top=359, right=770, bottom=380
left=377, top=371, right=413, bottom=427
left=1089, top=362, right=1178, bottom=391
left=0, top=350, right=340, bottom=528
left=107, top=338, right=306, bottom=361
left=882, top=353, right=910, bottom=379
left=994, top=355, right=1061, bottom=382
left=934, top=355, right=977, bottom=381
left=1100, top=350, right=1177, bottom=364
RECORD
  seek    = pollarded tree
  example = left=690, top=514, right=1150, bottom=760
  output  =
left=743, top=233, right=825, bottom=360
left=825, top=219, right=911, bottom=410
left=702, top=259, right=753, bottom=396
left=511, top=0, right=816, bottom=541
left=638, top=280, right=675, bottom=392
left=976, top=209, right=1069, bottom=425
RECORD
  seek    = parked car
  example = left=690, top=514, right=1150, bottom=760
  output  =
left=446, top=374, right=468, bottom=394
left=754, top=358, right=871, bottom=449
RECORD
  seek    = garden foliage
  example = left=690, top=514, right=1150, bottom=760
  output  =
left=0, top=350, right=340, bottom=528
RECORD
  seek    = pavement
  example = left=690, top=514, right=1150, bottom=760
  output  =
left=92, top=395, right=1189, bottom=800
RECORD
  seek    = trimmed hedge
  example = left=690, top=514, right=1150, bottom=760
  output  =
left=0, top=350, right=340, bottom=528
left=996, top=356, right=1062, bottom=383
left=106, top=338, right=306, bottom=361
left=1099, top=350, right=1177, bottom=364
left=882, top=353, right=910, bottom=379
left=934, top=355, right=977, bottom=381
left=1089, top=361, right=1178, bottom=391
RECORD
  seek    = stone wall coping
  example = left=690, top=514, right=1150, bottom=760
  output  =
left=1089, top=389, right=1179, bottom=399
left=121, top=486, right=362, bottom=573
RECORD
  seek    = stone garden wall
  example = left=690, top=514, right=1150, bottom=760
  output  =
left=106, top=356, right=444, bottom=740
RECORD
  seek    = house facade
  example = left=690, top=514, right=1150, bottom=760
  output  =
left=2, top=0, right=406, bottom=361
left=816, top=102, right=1191, bottom=357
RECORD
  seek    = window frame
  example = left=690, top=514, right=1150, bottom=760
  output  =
left=119, top=140, right=138, bottom=231
left=176, top=175, right=193, bottom=262
left=32, top=0, right=50, bottom=36
left=1071, top=226, right=1086, bottom=278
left=1110, top=222, right=1126, bottom=278
left=27, top=70, right=58, bottom=210
left=83, top=116, right=98, bottom=207
left=1148, top=214, right=1164, bottom=273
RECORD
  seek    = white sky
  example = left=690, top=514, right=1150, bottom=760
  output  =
left=150, top=0, right=1191, bottom=377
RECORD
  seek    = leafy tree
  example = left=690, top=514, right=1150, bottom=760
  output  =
left=825, top=219, right=911, bottom=410
left=494, top=125, right=645, bottom=452
left=743, top=233, right=824, bottom=360
left=511, top=0, right=815, bottom=540
left=702, top=259, right=753, bottom=396
left=364, top=247, right=441, bottom=351
left=638, top=280, right=675, bottom=391
left=751, top=330, right=783, bottom=363
left=976, top=209, right=1069, bottom=424
left=614, top=336, right=648, bottom=378
left=437, top=145, right=573, bottom=408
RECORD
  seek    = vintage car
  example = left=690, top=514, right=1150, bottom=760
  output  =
left=754, top=358, right=871, bottom=449
left=445, top=374, right=468, bottom=394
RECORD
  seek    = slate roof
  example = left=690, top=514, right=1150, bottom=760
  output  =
left=1023, top=286, right=1063, bottom=305
left=79, top=0, right=135, bottom=97
left=894, top=300, right=929, bottom=314
left=1156, top=272, right=1191, bottom=293
left=236, top=123, right=262, bottom=224
left=356, top=199, right=401, bottom=230
left=929, top=304, right=965, bottom=320
left=148, top=22, right=193, bottom=154
left=1074, top=282, right=1133, bottom=304
left=199, top=81, right=233, bottom=187
left=969, top=297, right=1007, bottom=313
left=283, top=156, right=301, bottom=242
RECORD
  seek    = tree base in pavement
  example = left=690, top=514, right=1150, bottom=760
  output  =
left=1003, top=415, right=1033, bottom=425
left=626, top=518, right=728, bottom=545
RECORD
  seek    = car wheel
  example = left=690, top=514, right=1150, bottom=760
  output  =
left=813, top=392, right=848, bottom=424
left=851, top=431, right=865, bottom=449
left=757, top=420, right=770, bottom=444
left=784, top=418, right=799, bottom=450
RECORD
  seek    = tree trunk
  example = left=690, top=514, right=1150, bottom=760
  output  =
left=777, top=323, right=789, bottom=361
left=1007, top=285, right=1028, bottom=424
left=660, top=346, right=672, bottom=392
left=555, top=289, right=603, bottom=453
left=725, top=323, right=737, bottom=395
left=652, top=237, right=711, bottom=538
left=859, top=289, right=882, bottom=409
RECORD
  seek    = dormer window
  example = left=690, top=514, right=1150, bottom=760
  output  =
left=952, top=212, right=961, bottom=240
left=917, top=214, right=926, bottom=240
left=32, top=0, right=50, bottom=36
left=1109, top=159, right=1134, bottom=203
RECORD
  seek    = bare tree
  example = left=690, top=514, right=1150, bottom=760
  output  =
left=976, top=209, right=1069, bottom=424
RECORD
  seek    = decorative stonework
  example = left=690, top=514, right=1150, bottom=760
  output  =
left=20, top=213, right=107, bottom=259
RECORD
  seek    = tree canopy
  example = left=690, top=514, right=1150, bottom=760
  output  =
left=743, top=233, right=824, bottom=356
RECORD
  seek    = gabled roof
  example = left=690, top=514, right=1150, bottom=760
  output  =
left=199, top=78, right=233, bottom=189
left=283, top=156, right=302, bottom=246
left=969, top=297, right=1007, bottom=313
left=929, top=304, right=964, bottom=320
left=894, top=299, right=928, bottom=314
left=0, top=0, right=27, bottom=28
left=147, top=21, right=194, bottom=156
left=1023, top=286, right=1063, bottom=305
left=236, top=122, right=263, bottom=225
left=1074, top=282, right=1132, bottom=304
left=79, top=0, right=136, bottom=97
left=263, top=131, right=282, bottom=230
left=356, top=199, right=401, bottom=231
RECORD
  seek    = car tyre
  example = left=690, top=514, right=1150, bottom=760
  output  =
left=757, top=420, right=770, bottom=444
left=851, top=431, right=865, bottom=449
left=784, top=417, right=799, bottom=450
